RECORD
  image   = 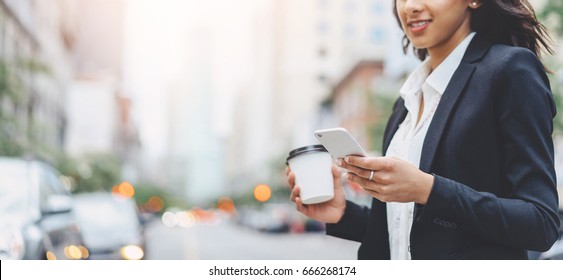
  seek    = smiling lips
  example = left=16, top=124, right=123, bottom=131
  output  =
left=409, top=20, right=431, bottom=33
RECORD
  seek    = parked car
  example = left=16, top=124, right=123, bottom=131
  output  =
left=73, top=192, right=146, bottom=260
left=235, top=203, right=323, bottom=234
left=0, top=157, right=85, bottom=260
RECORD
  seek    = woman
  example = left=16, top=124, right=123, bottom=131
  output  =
left=287, top=0, right=560, bottom=259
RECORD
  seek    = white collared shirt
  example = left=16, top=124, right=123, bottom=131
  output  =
left=385, top=32, right=476, bottom=260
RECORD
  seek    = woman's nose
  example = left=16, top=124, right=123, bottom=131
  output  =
left=402, top=0, right=424, bottom=14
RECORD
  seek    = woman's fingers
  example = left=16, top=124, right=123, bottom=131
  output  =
left=345, top=156, right=392, bottom=171
left=347, top=172, right=383, bottom=192
left=287, top=171, right=295, bottom=189
left=289, top=185, right=310, bottom=216
left=290, top=185, right=300, bottom=202
left=338, top=156, right=393, bottom=181
left=347, top=173, right=391, bottom=202
left=339, top=160, right=372, bottom=179
left=331, top=164, right=342, bottom=179
left=295, top=197, right=308, bottom=215
left=347, top=172, right=369, bottom=188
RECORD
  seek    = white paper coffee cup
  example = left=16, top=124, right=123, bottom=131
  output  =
left=286, top=145, right=334, bottom=204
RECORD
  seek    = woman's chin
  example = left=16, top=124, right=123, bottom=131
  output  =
left=409, top=41, right=430, bottom=51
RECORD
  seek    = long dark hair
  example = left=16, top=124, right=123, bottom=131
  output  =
left=393, top=0, right=554, bottom=61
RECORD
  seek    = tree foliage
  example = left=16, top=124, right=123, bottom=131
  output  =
left=56, top=153, right=122, bottom=194
left=133, top=181, right=177, bottom=213
left=538, top=1, right=563, bottom=136
left=539, top=0, right=563, bottom=36
left=0, top=59, right=25, bottom=156
left=0, top=57, right=52, bottom=157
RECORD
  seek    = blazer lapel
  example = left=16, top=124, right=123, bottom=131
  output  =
left=418, top=35, right=491, bottom=173
left=381, top=35, right=491, bottom=170
left=382, top=99, right=407, bottom=155
left=418, top=64, right=475, bottom=172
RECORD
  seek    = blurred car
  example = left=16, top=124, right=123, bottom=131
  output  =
left=0, top=157, right=84, bottom=260
left=235, top=203, right=324, bottom=234
left=235, top=204, right=290, bottom=233
left=73, top=192, right=145, bottom=260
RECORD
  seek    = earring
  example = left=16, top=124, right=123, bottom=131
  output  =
left=472, top=2, right=478, bottom=6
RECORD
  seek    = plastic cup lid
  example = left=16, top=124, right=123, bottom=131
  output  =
left=286, top=144, right=328, bottom=165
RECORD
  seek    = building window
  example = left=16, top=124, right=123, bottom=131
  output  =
left=370, top=27, right=385, bottom=44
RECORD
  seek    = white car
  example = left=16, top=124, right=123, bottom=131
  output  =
left=73, top=192, right=145, bottom=260
left=0, top=157, right=84, bottom=260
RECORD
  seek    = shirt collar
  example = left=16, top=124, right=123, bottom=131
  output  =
left=399, top=59, right=431, bottom=100
left=400, top=32, right=476, bottom=99
left=426, top=32, right=476, bottom=95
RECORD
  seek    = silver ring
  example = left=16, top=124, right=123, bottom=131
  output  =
left=369, top=170, right=374, bottom=181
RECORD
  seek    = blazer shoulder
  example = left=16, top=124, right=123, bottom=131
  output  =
left=483, top=44, right=543, bottom=69
left=476, top=44, right=548, bottom=89
left=484, top=44, right=555, bottom=115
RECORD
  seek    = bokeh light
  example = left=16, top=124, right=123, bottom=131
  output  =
left=254, top=184, right=271, bottom=202
left=161, top=211, right=178, bottom=227
left=112, top=181, right=135, bottom=198
left=176, top=211, right=196, bottom=228
left=145, top=195, right=164, bottom=212
left=120, top=245, right=144, bottom=260
left=217, top=196, right=235, bottom=213
left=46, top=251, right=57, bottom=260
left=64, top=245, right=82, bottom=260
left=79, top=246, right=90, bottom=259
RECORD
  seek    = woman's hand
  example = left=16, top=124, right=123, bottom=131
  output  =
left=338, top=156, right=434, bottom=204
left=286, top=165, right=346, bottom=224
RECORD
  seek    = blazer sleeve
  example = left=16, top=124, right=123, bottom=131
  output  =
left=325, top=200, right=370, bottom=242
left=416, top=49, right=560, bottom=252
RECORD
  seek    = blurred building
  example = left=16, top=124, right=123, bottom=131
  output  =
left=271, top=0, right=397, bottom=150
left=224, top=0, right=276, bottom=195
left=121, top=0, right=410, bottom=204
left=225, top=0, right=403, bottom=195
left=122, top=0, right=258, bottom=205
left=326, top=60, right=384, bottom=152
left=65, top=0, right=141, bottom=182
left=166, top=27, right=226, bottom=206
left=0, top=0, right=76, bottom=160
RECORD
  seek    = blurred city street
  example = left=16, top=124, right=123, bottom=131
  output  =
left=144, top=218, right=358, bottom=260
left=1, top=0, right=563, bottom=261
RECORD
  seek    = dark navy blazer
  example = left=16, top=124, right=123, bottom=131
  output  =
left=326, top=34, right=560, bottom=259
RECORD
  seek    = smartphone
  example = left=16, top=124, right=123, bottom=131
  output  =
left=314, top=127, right=367, bottom=159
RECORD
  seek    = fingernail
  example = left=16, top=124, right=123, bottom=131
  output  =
left=345, top=156, right=350, bottom=163
left=336, top=159, right=343, bottom=166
